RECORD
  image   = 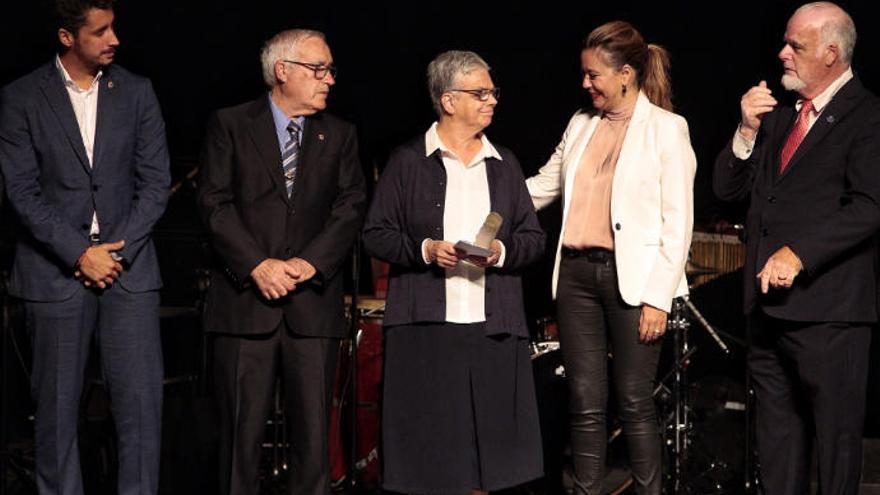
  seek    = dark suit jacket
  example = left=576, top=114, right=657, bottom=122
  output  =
left=197, top=95, right=366, bottom=337
left=0, top=61, right=170, bottom=301
left=713, top=76, right=880, bottom=322
left=362, top=136, right=545, bottom=337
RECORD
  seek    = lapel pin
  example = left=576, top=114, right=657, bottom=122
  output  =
left=318, top=133, right=325, bottom=141
left=826, top=115, right=835, bottom=124
left=107, top=80, right=114, bottom=89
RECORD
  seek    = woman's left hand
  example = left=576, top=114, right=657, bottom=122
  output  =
left=467, top=240, right=502, bottom=268
left=639, top=304, right=668, bottom=343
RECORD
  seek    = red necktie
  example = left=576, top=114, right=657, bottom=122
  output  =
left=779, top=99, right=813, bottom=173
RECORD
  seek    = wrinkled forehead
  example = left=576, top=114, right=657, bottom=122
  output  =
left=785, top=13, right=822, bottom=43
left=291, top=36, right=332, bottom=63
left=453, top=67, right=492, bottom=87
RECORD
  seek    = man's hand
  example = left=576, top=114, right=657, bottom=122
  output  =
left=76, top=240, right=125, bottom=289
left=638, top=304, right=668, bottom=343
left=466, top=240, right=502, bottom=268
left=424, top=240, right=462, bottom=268
left=251, top=258, right=299, bottom=300
left=285, top=257, right=317, bottom=283
left=757, top=245, right=803, bottom=294
left=739, top=80, right=778, bottom=141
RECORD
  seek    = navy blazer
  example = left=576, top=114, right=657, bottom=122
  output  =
left=362, top=135, right=545, bottom=337
left=0, top=61, right=170, bottom=301
left=714, top=76, right=880, bottom=322
left=197, top=96, right=367, bottom=337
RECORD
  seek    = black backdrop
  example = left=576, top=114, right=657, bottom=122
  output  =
left=3, top=0, right=878, bottom=219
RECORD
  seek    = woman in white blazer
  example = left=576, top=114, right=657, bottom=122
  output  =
left=526, top=21, right=696, bottom=494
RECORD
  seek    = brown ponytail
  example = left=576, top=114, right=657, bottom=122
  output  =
left=644, top=44, right=672, bottom=111
left=584, top=21, right=674, bottom=111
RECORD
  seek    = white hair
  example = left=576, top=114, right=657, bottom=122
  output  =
left=260, top=29, right=326, bottom=88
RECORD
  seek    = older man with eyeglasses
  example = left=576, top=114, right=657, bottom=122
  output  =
left=197, top=29, right=366, bottom=495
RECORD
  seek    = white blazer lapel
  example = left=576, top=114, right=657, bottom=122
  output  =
left=610, top=91, right=651, bottom=215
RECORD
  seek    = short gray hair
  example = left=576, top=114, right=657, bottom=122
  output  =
left=795, top=2, right=856, bottom=63
left=427, top=50, right=490, bottom=116
left=260, top=29, right=326, bottom=87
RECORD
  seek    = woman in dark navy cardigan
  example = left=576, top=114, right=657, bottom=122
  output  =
left=363, top=50, right=545, bottom=494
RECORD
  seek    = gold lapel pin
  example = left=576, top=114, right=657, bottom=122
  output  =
left=107, top=80, right=114, bottom=89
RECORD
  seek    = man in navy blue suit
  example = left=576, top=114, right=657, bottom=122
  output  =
left=0, top=1, right=170, bottom=493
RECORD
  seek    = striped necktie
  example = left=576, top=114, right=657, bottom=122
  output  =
left=779, top=99, right=813, bottom=174
left=281, top=121, right=301, bottom=197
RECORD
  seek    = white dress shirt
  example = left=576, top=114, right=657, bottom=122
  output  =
left=422, top=122, right=505, bottom=323
left=56, top=55, right=102, bottom=235
left=733, top=68, right=854, bottom=159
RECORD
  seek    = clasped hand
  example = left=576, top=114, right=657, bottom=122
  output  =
left=250, top=257, right=316, bottom=300
left=75, top=240, right=125, bottom=289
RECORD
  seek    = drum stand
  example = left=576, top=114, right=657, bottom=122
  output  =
left=660, top=297, right=731, bottom=494
left=664, top=298, right=691, bottom=494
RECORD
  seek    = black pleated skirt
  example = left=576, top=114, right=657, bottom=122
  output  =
left=381, top=322, right=543, bottom=494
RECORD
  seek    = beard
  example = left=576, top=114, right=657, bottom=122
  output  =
left=781, top=73, right=806, bottom=92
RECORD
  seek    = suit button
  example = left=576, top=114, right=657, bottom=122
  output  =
left=92, top=185, right=99, bottom=191
left=435, top=202, right=441, bottom=207
left=614, top=223, right=621, bottom=231
left=761, top=228, right=769, bottom=237
left=285, top=247, right=291, bottom=256
left=288, top=208, right=295, bottom=215
left=81, top=224, right=89, bottom=230
left=768, top=195, right=776, bottom=203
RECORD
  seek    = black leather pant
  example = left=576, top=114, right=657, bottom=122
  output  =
left=556, top=253, right=662, bottom=495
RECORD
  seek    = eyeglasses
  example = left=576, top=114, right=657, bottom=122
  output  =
left=447, top=87, right=501, bottom=101
left=282, top=60, right=338, bottom=80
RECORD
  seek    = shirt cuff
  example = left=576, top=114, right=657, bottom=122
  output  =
left=495, top=240, right=506, bottom=268
left=732, top=125, right=756, bottom=160
left=421, top=238, right=432, bottom=264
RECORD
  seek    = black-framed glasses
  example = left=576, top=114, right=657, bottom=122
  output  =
left=282, top=60, right=338, bottom=79
left=447, top=87, right=500, bottom=101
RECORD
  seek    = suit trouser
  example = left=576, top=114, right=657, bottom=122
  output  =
left=213, top=322, right=338, bottom=495
left=749, top=311, right=871, bottom=495
left=556, top=254, right=662, bottom=495
left=26, top=285, right=163, bottom=495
